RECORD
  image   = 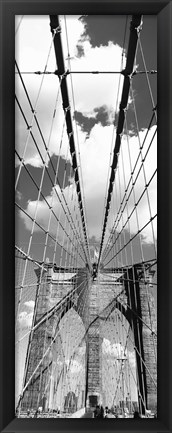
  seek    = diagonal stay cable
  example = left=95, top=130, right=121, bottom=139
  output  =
left=104, top=214, right=156, bottom=267
left=102, top=112, right=157, bottom=261
left=15, top=92, right=88, bottom=265
left=103, top=166, right=157, bottom=264
left=15, top=64, right=88, bottom=265
left=15, top=15, right=24, bottom=35
left=15, top=149, right=86, bottom=265
left=15, top=202, right=84, bottom=265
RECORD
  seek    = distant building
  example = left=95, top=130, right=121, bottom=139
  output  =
left=64, top=391, right=77, bottom=414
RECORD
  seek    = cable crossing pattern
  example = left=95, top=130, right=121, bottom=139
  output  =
left=15, top=14, right=157, bottom=419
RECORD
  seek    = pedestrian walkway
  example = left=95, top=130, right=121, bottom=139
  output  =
left=81, top=410, right=93, bottom=418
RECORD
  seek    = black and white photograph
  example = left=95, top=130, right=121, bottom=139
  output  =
left=15, top=14, right=157, bottom=419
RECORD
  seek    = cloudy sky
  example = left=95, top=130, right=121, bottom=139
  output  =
left=15, top=14, right=157, bottom=266
left=15, top=14, right=157, bottom=410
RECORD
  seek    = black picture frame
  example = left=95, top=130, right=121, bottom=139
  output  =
left=0, top=1, right=172, bottom=432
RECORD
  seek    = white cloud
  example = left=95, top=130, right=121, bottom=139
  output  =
left=19, top=182, right=84, bottom=248
left=74, top=122, right=157, bottom=243
left=60, top=15, right=87, bottom=60
left=18, top=125, right=157, bottom=248
left=17, top=299, right=35, bottom=330
left=108, top=125, right=157, bottom=243
left=24, top=300, right=35, bottom=311
left=15, top=15, right=125, bottom=169
left=19, top=122, right=157, bottom=246
left=16, top=16, right=157, bottom=246
left=18, top=310, right=33, bottom=329
left=66, top=42, right=124, bottom=114
left=102, top=338, right=136, bottom=367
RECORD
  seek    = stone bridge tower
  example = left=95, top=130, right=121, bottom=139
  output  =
left=20, top=264, right=156, bottom=414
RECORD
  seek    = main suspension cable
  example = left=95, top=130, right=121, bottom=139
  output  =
left=98, top=15, right=143, bottom=268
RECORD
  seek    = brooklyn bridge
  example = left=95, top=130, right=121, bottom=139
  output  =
left=15, top=14, right=157, bottom=418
